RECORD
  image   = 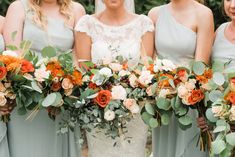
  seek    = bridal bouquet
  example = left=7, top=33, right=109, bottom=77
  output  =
left=140, top=58, right=178, bottom=128
left=69, top=56, right=145, bottom=139
left=0, top=50, right=35, bottom=122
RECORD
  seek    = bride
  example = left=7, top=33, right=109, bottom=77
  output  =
left=74, top=0, right=154, bottom=156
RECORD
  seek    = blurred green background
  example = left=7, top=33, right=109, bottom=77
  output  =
left=0, top=0, right=227, bottom=27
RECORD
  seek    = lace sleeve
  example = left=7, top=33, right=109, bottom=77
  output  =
left=74, top=15, right=92, bottom=37
left=140, top=15, right=154, bottom=37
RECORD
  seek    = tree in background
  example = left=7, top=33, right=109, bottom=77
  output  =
left=0, top=0, right=228, bottom=27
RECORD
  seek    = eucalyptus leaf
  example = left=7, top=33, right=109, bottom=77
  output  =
left=31, top=81, right=42, bottom=93
left=156, top=97, right=171, bottom=111
left=178, top=115, right=192, bottom=126
left=209, top=90, right=223, bottom=102
left=141, top=112, right=152, bottom=125
left=226, top=132, right=235, bottom=146
left=206, top=108, right=218, bottom=123
left=212, top=139, right=226, bottom=154
left=213, top=72, right=225, bottom=86
left=41, top=46, right=56, bottom=58
left=149, top=118, right=158, bottom=128
left=145, top=103, right=155, bottom=115
left=42, top=93, right=57, bottom=107
left=161, top=113, right=170, bottom=125
left=192, top=61, right=206, bottom=75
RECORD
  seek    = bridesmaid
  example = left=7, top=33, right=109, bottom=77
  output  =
left=3, top=0, right=85, bottom=157
left=0, top=15, right=10, bottom=157
left=148, top=0, right=214, bottom=157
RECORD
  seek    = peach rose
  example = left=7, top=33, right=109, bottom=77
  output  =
left=0, top=93, right=7, bottom=107
left=62, top=78, right=74, bottom=90
left=123, top=99, right=140, bottom=114
left=129, top=74, right=138, bottom=88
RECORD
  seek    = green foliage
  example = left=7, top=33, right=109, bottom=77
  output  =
left=0, top=0, right=228, bottom=27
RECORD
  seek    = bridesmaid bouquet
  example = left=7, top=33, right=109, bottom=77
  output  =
left=139, top=58, right=178, bottom=128
left=0, top=49, right=35, bottom=122
left=69, top=56, right=145, bottom=139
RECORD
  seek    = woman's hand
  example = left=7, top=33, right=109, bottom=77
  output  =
left=197, top=117, right=209, bottom=132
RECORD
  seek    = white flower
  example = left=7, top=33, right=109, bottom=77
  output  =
left=118, top=70, right=130, bottom=77
left=138, top=70, right=154, bottom=86
left=146, top=85, right=155, bottom=96
left=2, top=50, right=18, bottom=57
left=161, top=59, right=176, bottom=71
left=159, top=89, right=170, bottom=98
left=104, top=110, right=115, bottom=121
left=36, top=58, right=49, bottom=67
left=212, top=105, right=223, bottom=117
left=82, top=75, right=90, bottom=82
left=34, top=65, right=50, bottom=82
left=230, top=106, right=235, bottom=121
left=99, top=67, right=112, bottom=77
left=182, top=95, right=190, bottom=105
left=111, top=85, right=127, bottom=100
left=109, top=63, right=122, bottom=72
left=153, top=59, right=162, bottom=73
left=129, top=104, right=140, bottom=114
left=177, top=85, right=189, bottom=98
left=102, top=57, right=112, bottom=65
left=129, top=74, right=138, bottom=88
left=185, top=79, right=196, bottom=90
left=123, top=99, right=140, bottom=114
left=0, top=92, right=7, bottom=106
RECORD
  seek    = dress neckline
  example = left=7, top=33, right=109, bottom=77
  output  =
left=222, top=22, right=235, bottom=46
left=164, top=4, right=196, bottom=35
left=89, top=14, right=142, bottom=29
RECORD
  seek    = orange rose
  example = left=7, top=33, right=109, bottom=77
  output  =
left=51, top=82, right=62, bottom=92
left=88, top=82, right=97, bottom=89
left=177, top=69, right=187, bottom=78
left=51, top=69, right=65, bottom=78
left=21, top=60, right=34, bottom=73
left=188, top=89, right=204, bottom=105
left=72, top=70, right=83, bottom=85
left=231, top=77, right=235, bottom=84
left=196, top=69, right=212, bottom=84
left=94, top=90, right=112, bottom=108
left=122, top=63, right=128, bottom=70
left=158, top=73, right=174, bottom=87
left=204, top=69, right=213, bottom=79
left=46, top=61, right=61, bottom=71
left=226, top=92, right=235, bottom=105
left=147, top=64, right=154, bottom=74
left=0, top=66, right=7, bottom=80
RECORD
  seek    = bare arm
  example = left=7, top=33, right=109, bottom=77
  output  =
left=194, top=8, right=214, bottom=65
left=3, top=1, right=25, bottom=49
left=142, top=31, right=154, bottom=58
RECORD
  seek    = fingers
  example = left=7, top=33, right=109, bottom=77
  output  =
left=197, top=117, right=209, bottom=132
left=0, top=110, right=10, bottom=116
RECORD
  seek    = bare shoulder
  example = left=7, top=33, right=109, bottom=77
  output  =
left=148, top=6, right=162, bottom=24
left=6, top=1, right=25, bottom=18
left=194, top=2, right=213, bottom=20
left=71, top=2, right=86, bottom=16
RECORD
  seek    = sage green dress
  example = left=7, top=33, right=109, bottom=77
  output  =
left=7, top=0, right=81, bottom=157
left=153, top=5, right=209, bottom=157
left=0, top=35, right=10, bottom=157
left=212, top=22, right=235, bottom=69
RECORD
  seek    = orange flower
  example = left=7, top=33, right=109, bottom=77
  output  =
left=46, top=61, right=61, bottom=71
left=6, top=62, right=21, bottom=71
left=196, top=69, right=212, bottom=84
left=204, top=69, right=213, bottom=79
left=147, top=64, right=154, bottom=74
left=0, top=66, right=7, bottom=80
left=72, top=70, right=83, bottom=85
left=158, top=73, right=174, bottom=87
left=88, top=82, right=97, bottom=89
left=51, top=82, right=62, bottom=92
left=177, top=69, right=187, bottom=78
left=20, top=60, right=34, bottom=73
left=122, top=63, right=128, bottom=70
left=94, top=90, right=112, bottom=108
left=226, top=92, right=235, bottom=105
left=0, top=55, right=19, bottom=65
left=231, top=77, right=235, bottom=84
left=188, top=89, right=204, bottom=105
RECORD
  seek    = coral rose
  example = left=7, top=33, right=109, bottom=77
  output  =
left=21, top=60, right=34, bottom=73
left=188, top=89, right=204, bottom=105
left=0, top=66, right=7, bottom=80
left=51, top=82, right=62, bottom=92
left=227, top=92, right=235, bottom=105
left=94, top=90, right=112, bottom=108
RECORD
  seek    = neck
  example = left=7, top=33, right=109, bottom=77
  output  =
left=230, top=21, right=235, bottom=32
left=103, top=7, right=127, bottom=21
left=171, top=0, right=192, bottom=10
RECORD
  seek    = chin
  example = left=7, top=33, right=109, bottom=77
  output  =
left=104, top=0, right=124, bottom=9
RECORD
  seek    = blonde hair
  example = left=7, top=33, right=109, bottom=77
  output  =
left=28, top=0, right=73, bottom=29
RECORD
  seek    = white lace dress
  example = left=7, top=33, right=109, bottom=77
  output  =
left=75, top=14, right=154, bottom=157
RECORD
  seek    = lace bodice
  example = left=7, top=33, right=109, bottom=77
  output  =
left=75, top=14, right=154, bottom=66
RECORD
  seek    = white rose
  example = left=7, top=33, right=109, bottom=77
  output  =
left=111, top=85, right=127, bottom=100
left=212, top=105, right=223, bottom=117
left=118, top=70, right=130, bottom=77
left=36, top=58, right=49, bottom=67
left=161, top=59, right=176, bottom=71
left=182, top=96, right=190, bottom=105
left=123, top=99, right=140, bottom=114
left=109, top=63, right=123, bottom=72
left=129, top=74, right=138, bottom=88
left=159, top=89, right=170, bottom=98
left=177, top=85, right=189, bottom=98
left=99, top=67, right=112, bottom=77
left=102, top=57, right=112, bottom=65
left=129, top=104, right=140, bottom=114
left=34, top=66, right=50, bottom=82
left=0, top=93, right=7, bottom=106
left=2, top=50, right=18, bottom=57
left=185, top=80, right=196, bottom=91
left=138, top=70, right=154, bottom=86
left=146, top=86, right=155, bottom=96
left=104, top=110, right=115, bottom=121
left=0, top=82, right=6, bottom=92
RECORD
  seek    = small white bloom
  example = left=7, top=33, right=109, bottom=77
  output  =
left=34, top=65, right=50, bottom=82
left=111, top=85, right=127, bottom=100
left=138, top=70, right=154, bottom=86
left=161, top=59, right=176, bottom=71
left=153, top=59, right=162, bottom=73
left=109, top=63, right=123, bottom=72
left=212, top=105, right=223, bottom=117
left=177, top=85, right=189, bottom=98
left=2, top=50, right=18, bottom=57
left=36, top=58, right=49, bottom=67
left=129, top=74, right=138, bottom=88
left=82, top=75, right=90, bottom=82
left=104, top=110, right=115, bottom=121
left=99, top=67, right=112, bottom=77
left=185, top=79, right=196, bottom=90
left=159, top=89, right=170, bottom=98
left=118, top=70, right=130, bottom=77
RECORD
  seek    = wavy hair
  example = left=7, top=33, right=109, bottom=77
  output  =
left=196, top=0, right=204, bottom=4
left=28, top=0, right=73, bottom=29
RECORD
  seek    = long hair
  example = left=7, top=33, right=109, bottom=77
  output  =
left=196, top=0, right=204, bottom=4
left=28, top=0, right=73, bottom=29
